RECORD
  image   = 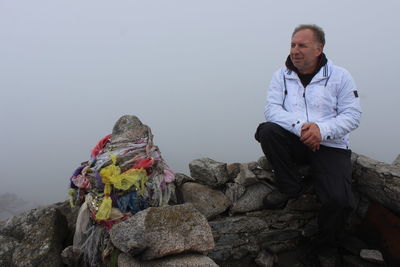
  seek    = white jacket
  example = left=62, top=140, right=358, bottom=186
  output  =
left=264, top=60, right=362, bottom=149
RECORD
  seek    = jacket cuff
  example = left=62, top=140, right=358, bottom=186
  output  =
left=291, top=120, right=303, bottom=137
left=316, top=122, right=332, bottom=141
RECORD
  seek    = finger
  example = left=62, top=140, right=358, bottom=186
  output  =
left=301, top=123, right=310, bottom=131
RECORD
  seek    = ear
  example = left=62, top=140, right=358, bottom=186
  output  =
left=315, top=43, right=324, bottom=56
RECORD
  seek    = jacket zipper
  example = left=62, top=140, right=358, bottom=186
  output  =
left=303, top=86, right=309, bottom=122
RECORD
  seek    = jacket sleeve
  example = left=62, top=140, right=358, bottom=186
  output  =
left=264, top=70, right=306, bottom=137
left=316, top=70, right=362, bottom=140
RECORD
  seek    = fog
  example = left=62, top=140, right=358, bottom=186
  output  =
left=1, top=0, right=399, bottom=205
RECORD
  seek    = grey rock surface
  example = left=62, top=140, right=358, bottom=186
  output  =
left=189, top=158, right=229, bottom=186
left=230, top=183, right=273, bottom=214
left=252, top=168, right=275, bottom=184
left=110, top=115, right=151, bottom=147
left=353, top=154, right=400, bottom=215
left=392, top=154, right=400, bottom=167
left=234, top=163, right=258, bottom=186
left=257, top=156, right=272, bottom=171
left=360, top=249, right=384, bottom=264
left=181, top=182, right=231, bottom=219
left=0, top=205, right=68, bottom=267
left=174, top=172, right=196, bottom=186
left=224, top=183, right=246, bottom=204
left=227, top=163, right=241, bottom=180
left=118, top=253, right=219, bottom=267
left=208, top=209, right=315, bottom=261
left=110, top=203, right=215, bottom=260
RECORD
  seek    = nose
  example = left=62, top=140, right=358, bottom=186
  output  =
left=291, top=44, right=299, bottom=54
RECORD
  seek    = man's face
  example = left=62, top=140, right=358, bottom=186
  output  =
left=290, top=29, right=323, bottom=74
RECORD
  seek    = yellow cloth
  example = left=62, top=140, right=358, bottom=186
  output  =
left=96, top=154, right=148, bottom=221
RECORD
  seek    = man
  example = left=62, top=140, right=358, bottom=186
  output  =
left=255, top=24, right=361, bottom=262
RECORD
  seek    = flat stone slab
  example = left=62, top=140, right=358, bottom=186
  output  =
left=118, top=253, right=219, bottom=267
left=110, top=203, right=215, bottom=260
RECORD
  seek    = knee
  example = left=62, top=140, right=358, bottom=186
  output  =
left=255, top=122, right=282, bottom=142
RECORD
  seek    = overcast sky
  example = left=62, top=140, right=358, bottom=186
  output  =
left=1, top=0, right=399, bottom=205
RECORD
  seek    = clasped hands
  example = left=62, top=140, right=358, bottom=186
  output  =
left=300, top=122, right=322, bottom=152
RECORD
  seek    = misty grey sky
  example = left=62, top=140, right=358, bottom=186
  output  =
left=1, top=0, right=399, bottom=204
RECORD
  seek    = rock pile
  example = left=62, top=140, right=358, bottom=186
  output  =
left=1, top=115, right=400, bottom=267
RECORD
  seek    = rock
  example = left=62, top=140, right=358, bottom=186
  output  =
left=110, top=203, right=214, bottom=260
left=208, top=209, right=313, bottom=261
left=252, top=168, right=275, bottom=184
left=61, top=246, right=82, bottom=266
left=351, top=152, right=360, bottom=174
left=227, top=163, right=241, bottom=180
left=48, top=200, right=80, bottom=246
left=0, top=206, right=68, bottom=267
left=230, top=183, right=273, bottom=214
left=285, top=194, right=320, bottom=212
left=224, top=183, right=246, bottom=204
left=174, top=173, right=196, bottom=187
left=0, top=235, right=18, bottom=266
left=355, top=195, right=370, bottom=219
left=360, top=249, right=384, bottom=264
left=118, top=253, right=219, bottom=267
left=255, top=249, right=278, bottom=267
left=234, top=163, right=258, bottom=186
left=181, top=182, right=231, bottom=219
left=110, top=115, right=151, bottom=148
left=353, top=154, right=400, bottom=215
left=260, top=230, right=300, bottom=253
left=168, top=183, right=178, bottom=205
left=208, top=215, right=267, bottom=261
left=189, top=158, right=229, bottom=186
left=392, top=154, right=400, bottom=167
left=257, top=156, right=272, bottom=171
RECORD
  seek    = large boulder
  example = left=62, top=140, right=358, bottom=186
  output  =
left=353, top=154, right=400, bottom=215
left=118, top=253, right=218, bottom=267
left=110, top=203, right=215, bottom=260
left=189, top=158, right=229, bottom=186
left=181, top=182, right=231, bottom=219
left=208, top=208, right=317, bottom=262
left=0, top=206, right=68, bottom=267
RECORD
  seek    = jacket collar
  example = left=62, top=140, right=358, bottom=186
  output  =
left=284, top=53, right=330, bottom=82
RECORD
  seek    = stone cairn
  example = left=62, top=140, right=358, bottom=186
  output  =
left=1, top=115, right=400, bottom=267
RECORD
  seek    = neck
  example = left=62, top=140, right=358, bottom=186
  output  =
left=298, top=63, right=317, bottom=75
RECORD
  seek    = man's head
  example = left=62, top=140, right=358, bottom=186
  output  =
left=290, top=24, right=325, bottom=74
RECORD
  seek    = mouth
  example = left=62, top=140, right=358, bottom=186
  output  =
left=292, top=57, right=303, bottom=61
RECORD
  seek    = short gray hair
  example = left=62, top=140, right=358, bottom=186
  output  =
left=292, top=24, right=325, bottom=46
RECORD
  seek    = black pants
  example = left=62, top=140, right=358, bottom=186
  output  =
left=255, top=122, right=355, bottom=246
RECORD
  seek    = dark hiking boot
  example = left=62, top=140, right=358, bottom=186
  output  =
left=263, top=190, right=291, bottom=209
